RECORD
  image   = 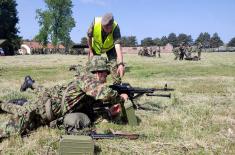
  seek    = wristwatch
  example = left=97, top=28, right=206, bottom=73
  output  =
left=117, top=62, right=125, bottom=66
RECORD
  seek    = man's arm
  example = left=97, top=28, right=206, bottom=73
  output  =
left=77, top=76, right=125, bottom=104
left=87, top=20, right=95, bottom=60
left=113, top=25, right=125, bottom=77
left=115, top=44, right=125, bottom=77
left=87, top=36, right=93, bottom=59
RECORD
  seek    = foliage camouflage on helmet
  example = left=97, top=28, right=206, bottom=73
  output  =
left=89, top=56, right=110, bottom=74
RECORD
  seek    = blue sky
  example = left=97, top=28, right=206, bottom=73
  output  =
left=16, top=0, right=235, bottom=43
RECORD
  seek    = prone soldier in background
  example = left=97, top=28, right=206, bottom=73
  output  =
left=0, top=56, right=129, bottom=139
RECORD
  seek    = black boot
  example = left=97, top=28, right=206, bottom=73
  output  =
left=8, top=98, right=28, bottom=106
left=20, top=76, right=35, bottom=92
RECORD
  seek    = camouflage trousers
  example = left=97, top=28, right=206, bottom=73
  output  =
left=0, top=99, right=48, bottom=138
left=173, top=51, right=179, bottom=60
left=198, top=50, right=201, bottom=59
left=108, top=59, right=122, bottom=84
left=0, top=84, right=66, bottom=138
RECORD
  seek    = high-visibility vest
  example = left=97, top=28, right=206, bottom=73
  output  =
left=92, top=17, right=117, bottom=54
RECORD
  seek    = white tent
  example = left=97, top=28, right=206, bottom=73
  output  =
left=19, top=44, right=31, bottom=55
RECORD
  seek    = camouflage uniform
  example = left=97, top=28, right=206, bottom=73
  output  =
left=157, top=47, right=161, bottom=58
left=197, top=42, right=203, bottom=60
left=185, top=45, right=192, bottom=58
left=0, top=59, right=124, bottom=138
left=173, top=47, right=180, bottom=60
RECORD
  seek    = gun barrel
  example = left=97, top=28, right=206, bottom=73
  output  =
left=146, top=93, right=171, bottom=98
left=153, top=88, right=175, bottom=91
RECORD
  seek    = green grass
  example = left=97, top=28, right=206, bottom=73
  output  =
left=0, top=53, right=235, bottom=154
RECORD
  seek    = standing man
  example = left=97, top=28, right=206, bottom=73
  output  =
left=87, top=13, right=124, bottom=84
left=197, top=42, right=203, bottom=60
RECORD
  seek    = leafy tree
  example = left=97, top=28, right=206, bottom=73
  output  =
left=195, top=32, right=211, bottom=48
left=121, top=36, right=137, bottom=47
left=0, top=0, right=21, bottom=55
left=210, top=33, right=223, bottom=48
left=227, top=37, right=235, bottom=47
left=35, top=0, right=75, bottom=49
left=153, top=37, right=162, bottom=46
left=160, top=36, right=168, bottom=46
left=127, top=36, right=138, bottom=47
left=187, top=35, right=193, bottom=45
left=167, top=33, right=177, bottom=47
left=80, top=37, right=88, bottom=45
left=141, top=37, right=154, bottom=46
left=177, top=33, right=193, bottom=45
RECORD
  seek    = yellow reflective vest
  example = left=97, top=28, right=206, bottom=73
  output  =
left=92, top=17, right=117, bottom=54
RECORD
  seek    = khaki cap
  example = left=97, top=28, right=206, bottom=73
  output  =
left=101, top=13, right=114, bottom=26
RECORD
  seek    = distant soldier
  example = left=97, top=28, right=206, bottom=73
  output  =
left=138, top=48, right=143, bottom=55
left=197, top=42, right=203, bottom=60
left=179, top=44, right=185, bottom=60
left=142, top=46, right=148, bottom=56
left=149, top=47, right=153, bottom=56
left=185, top=44, right=192, bottom=58
left=173, top=47, right=180, bottom=60
left=152, top=49, right=157, bottom=57
left=157, top=46, right=161, bottom=58
left=0, top=56, right=129, bottom=139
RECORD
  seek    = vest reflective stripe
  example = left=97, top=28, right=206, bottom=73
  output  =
left=92, top=17, right=117, bottom=54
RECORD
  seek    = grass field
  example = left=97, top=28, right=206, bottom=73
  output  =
left=0, top=52, right=235, bottom=154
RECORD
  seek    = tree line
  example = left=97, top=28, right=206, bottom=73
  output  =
left=121, top=32, right=228, bottom=48
left=1, top=0, right=235, bottom=55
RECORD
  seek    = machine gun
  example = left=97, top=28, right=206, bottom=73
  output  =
left=92, top=82, right=174, bottom=124
left=109, top=83, right=174, bottom=110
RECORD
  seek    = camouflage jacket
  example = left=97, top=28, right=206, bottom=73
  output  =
left=50, top=74, right=124, bottom=117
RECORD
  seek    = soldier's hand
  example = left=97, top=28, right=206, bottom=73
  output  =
left=117, top=64, right=125, bottom=77
left=109, top=104, right=121, bottom=116
left=120, top=93, right=128, bottom=101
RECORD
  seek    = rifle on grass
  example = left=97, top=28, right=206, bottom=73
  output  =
left=89, top=129, right=139, bottom=140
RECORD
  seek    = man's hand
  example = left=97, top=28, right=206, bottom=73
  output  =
left=88, top=50, right=94, bottom=60
left=117, top=64, right=125, bottom=77
left=109, top=104, right=121, bottom=116
left=120, top=93, right=128, bottom=101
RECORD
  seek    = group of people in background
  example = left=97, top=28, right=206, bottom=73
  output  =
left=173, top=42, right=203, bottom=60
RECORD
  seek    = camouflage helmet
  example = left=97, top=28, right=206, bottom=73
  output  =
left=89, top=56, right=110, bottom=74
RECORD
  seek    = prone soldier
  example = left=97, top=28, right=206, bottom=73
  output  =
left=0, top=56, right=129, bottom=139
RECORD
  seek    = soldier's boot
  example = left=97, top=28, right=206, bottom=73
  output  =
left=0, top=100, right=2, bottom=111
left=20, top=76, right=35, bottom=92
left=8, top=98, right=28, bottom=106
